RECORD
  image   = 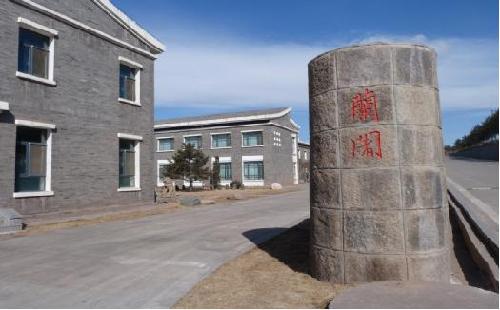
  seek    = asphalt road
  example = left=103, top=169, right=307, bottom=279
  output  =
left=0, top=187, right=309, bottom=308
left=445, top=157, right=499, bottom=217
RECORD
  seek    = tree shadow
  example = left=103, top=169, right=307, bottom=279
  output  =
left=242, top=219, right=310, bottom=274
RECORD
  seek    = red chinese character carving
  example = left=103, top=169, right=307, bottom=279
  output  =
left=351, top=88, right=379, bottom=122
left=351, top=130, right=382, bottom=159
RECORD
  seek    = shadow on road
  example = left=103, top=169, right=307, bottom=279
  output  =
left=242, top=219, right=310, bottom=274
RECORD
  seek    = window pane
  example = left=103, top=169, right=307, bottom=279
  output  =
left=244, top=161, right=264, bottom=180
left=243, top=132, right=263, bottom=146
left=31, top=47, right=49, bottom=78
left=29, top=144, right=46, bottom=176
left=119, top=64, right=136, bottom=101
left=159, top=138, right=173, bottom=151
left=125, top=78, right=135, bottom=101
left=18, top=28, right=50, bottom=77
left=159, top=164, right=169, bottom=179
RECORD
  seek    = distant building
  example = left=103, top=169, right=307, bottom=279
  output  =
left=297, top=141, right=310, bottom=183
left=0, top=0, right=164, bottom=214
left=154, top=108, right=300, bottom=187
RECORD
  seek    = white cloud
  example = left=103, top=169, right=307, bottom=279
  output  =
left=155, top=33, right=498, bottom=111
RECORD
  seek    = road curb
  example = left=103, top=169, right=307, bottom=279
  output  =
left=448, top=193, right=499, bottom=292
left=447, top=178, right=498, bottom=258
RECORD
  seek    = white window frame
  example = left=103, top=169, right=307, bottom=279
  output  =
left=157, top=159, right=173, bottom=187
left=13, top=119, right=55, bottom=198
left=16, top=17, right=57, bottom=86
left=242, top=155, right=264, bottom=186
left=118, top=56, right=142, bottom=106
left=0, top=101, right=10, bottom=111
left=183, top=134, right=202, bottom=149
left=241, top=130, right=264, bottom=148
left=117, top=133, right=142, bottom=192
left=210, top=132, right=232, bottom=149
left=156, top=136, right=174, bottom=152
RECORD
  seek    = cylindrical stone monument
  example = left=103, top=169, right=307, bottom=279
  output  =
left=309, top=43, right=450, bottom=284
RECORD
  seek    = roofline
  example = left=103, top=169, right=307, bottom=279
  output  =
left=154, top=107, right=292, bottom=129
left=298, top=141, right=310, bottom=146
left=92, top=0, right=165, bottom=53
left=290, top=118, right=300, bottom=129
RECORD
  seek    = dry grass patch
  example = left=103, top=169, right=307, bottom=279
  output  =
left=174, top=220, right=348, bottom=309
left=177, top=185, right=303, bottom=204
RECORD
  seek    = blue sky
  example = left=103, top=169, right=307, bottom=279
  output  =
left=115, top=0, right=498, bottom=144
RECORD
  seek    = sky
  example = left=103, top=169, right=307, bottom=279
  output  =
left=114, top=0, right=498, bottom=144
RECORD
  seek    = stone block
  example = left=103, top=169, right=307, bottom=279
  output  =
left=395, top=85, right=440, bottom=126
left=311, top=207, right=343, bottom=250
left=405, top=208, right=446, bottom=253
left=339, top=126, right=398, bottom=168
left=398, top=126, right=444, bottom=165
left=393, top=46, right=437, bottom=87
left=310, top=245, right=344, bottom=283
left=337, top=85, right=394, bottom=127
left=341, top=167, right=401, bottom=210
left=310, top=90, right=337, bottom=133
left=344, top=211, right=405, bottom=254
left=270, top=183, right=282, bottom=190
left=407, top=250, right=450, bottom=282
left=401, top=166, right=446, bottom=209
left=311, top=130, right=338, bottom=169
left=344, top=252, right=407, bottom=283
left=0, top=208, right=24, bottom=234
left=309, top=53, right=336, bottom=97
left=310, top=169, right=341, bottom=208
left=336, top=45, right=392, bottom=88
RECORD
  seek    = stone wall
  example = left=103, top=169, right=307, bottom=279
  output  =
left=309, top=43, right=450, bottom=283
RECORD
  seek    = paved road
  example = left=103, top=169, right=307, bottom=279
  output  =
left=445, top=157, right=498, bottom=217
left=0, top=188, right=309, bottom=308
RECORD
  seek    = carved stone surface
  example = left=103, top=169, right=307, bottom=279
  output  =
left=309, top=43, right=449, bottom=284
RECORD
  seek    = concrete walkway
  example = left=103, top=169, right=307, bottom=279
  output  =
left=445, top=157, right=498, bottom=216
left=0, top=187, right=309, bottom=308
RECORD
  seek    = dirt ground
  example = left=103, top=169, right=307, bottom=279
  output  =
left=176, top=184, right=303, bottom=204
left=174, top=220, right=349, bottom=309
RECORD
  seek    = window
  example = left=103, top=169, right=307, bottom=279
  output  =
left=242, top=131, right=263, bottom=147
left=304, top=151, right=308, bottom=160
left=118, top=57, right=142, bottom=105
left=118, top=134, right=141, bottom=191
left=158, top=138, right=174, bottom=152
left=15, top=126, right=51, bottom=194
left=244, top=161, right=264, bottom=180
left=157, top=160, right=171, bottom=186
left=219, top=162, right=232, bottom=181
left=212, top=133, right=231, bottom=148
left=292, top=135, right=297, bottom=155
left=18, top=28, right=50, bottom=79
left=119, top=140, right=136, bottom=188
left=119, top=64, right=136, bottom=102
left=184, top=135, right=202, bottom=149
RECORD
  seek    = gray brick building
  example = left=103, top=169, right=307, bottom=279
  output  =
left=154, top=108, right=300, bottom=187
left=0, top=0, right=164, bottom=214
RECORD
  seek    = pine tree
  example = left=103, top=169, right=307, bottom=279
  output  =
left=164, top=144, right=210, bottom=191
